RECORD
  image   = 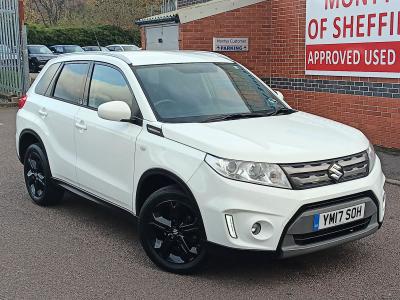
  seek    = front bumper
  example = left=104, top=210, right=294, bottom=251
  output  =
left=188, top=157, right=385, bottom=254
left=279, top=193, right=379, bottom=257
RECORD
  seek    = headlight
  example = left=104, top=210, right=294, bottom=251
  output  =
left=205, top=154, right=292, bottom=189
left=367, top=143, right=376, bottom=173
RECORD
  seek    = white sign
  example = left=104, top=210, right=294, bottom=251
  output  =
left=213, top=37, right=248, bottom=52
left=306, top=0, right=400, bottom=78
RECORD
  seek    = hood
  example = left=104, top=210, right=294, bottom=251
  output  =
left=162, top=112, right=369, bottom=164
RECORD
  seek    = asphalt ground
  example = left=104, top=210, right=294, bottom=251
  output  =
left=0, top=108, right=399, bottom=299
left=377, top=147, right=400, bottom=182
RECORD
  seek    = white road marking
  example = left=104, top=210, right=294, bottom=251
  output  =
left=0, top=123, right=3, bottom=126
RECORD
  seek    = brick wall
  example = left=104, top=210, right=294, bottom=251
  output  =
left=266, top=0, right=400, bottom=149
left=180, top=1, right=271, bottom=78
left=142, top=0, right=400, bottom=149
left=281, top=90, right=400, bottom=149
left=140, top=27, right=146, bottom=49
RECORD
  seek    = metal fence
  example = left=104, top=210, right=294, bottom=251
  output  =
left=161, top=0, right=177, bottom=13
left=0, top=0, right=28, bottom=97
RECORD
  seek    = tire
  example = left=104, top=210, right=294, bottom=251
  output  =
left=23, top=144, right=64, bottom=206
left=138, top=185, right=207, bottom=274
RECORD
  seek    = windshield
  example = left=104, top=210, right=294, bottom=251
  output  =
left=28, top=46, right=52, bottom=54
left=64, top=46, right=84, bottom=53
left=122, top=45, right=139, bottom=51
left=134, top=63, right=286, bottom=123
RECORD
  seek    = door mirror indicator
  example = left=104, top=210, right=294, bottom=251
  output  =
left=98, top=101, right=132, bottom=122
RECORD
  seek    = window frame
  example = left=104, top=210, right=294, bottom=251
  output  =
left=49, top=60, right=91, bottom=105
left=34, top=62, right=62, bottom=96
left=83, top=61, right=143, bottom=122
left=42, top=59, right=143, bottom=125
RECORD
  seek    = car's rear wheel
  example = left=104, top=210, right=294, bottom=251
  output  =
left=138, top=185, right=207, bottom=274
left=23, top=144, right=64, bottom=206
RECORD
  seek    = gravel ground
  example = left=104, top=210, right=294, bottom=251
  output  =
left=0, top=108, right=399, bottom=299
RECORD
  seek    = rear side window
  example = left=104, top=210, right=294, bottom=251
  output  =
left=53, top=63, right=89, bottom=103
left=88, top=64, right=139, bottom=116
left=35, top=63, right=61, bottom=96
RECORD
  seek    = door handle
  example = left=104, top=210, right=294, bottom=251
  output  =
left=75, top=120, right=87, bottom=131
left=38, top=108, right=48, bottom=118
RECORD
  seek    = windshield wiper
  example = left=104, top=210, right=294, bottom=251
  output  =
left=201, top=111, right=271, bottom=123
left=270, top=107, right=297, bottom=116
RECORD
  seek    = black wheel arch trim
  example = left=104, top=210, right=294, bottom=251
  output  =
left=18, top=129, right=48, bottom=165
left=136, top=168, right=203, bottom=221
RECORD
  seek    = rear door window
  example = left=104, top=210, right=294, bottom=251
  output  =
left=35, top=63, right=61, bottom=96
left=53, top=63, right=89, bottom=104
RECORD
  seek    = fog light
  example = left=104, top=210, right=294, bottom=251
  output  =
left=251, top=222, right=261, bottom=235
left=225, top=215, right=237, bottom=239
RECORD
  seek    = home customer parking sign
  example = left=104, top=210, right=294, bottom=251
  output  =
left=306, top=0, right=400, bottom=78
left=213, top=38, right=249, bottom=52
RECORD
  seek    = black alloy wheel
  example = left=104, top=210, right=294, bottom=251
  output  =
left=139, top=186, right=207, bottom=274
left=23, top=144, right=64, bottom=206
left=25, top=151, right=46, bottom=200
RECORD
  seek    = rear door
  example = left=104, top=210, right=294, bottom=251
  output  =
left=33, top=61, right=90, bottom=185
left=74, top=62, right=142, bottom=210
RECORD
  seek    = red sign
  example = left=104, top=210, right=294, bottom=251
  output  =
left=306, top=0, right=400, bottom=78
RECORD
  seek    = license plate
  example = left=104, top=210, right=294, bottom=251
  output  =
left=313, top=203, right=365, bottom=231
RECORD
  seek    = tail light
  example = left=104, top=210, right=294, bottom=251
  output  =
left=18, top=95, right=27, bottom=109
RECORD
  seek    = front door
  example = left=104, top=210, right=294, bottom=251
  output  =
left=75, top=63, right=142, bottom=210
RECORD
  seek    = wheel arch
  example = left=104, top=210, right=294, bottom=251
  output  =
left=18, top=129, right=48, bottom=164
left=135, top=168, right=200, bottom=216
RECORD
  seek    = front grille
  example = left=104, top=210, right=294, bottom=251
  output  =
left=281, top=152, right=369, bottom=190
left=293, top=217, right=371, bottom=245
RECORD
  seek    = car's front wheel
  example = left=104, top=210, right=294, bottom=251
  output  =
left=23, top=144, right=64, bottom=206
left=138, top=185, right=207, bottom=274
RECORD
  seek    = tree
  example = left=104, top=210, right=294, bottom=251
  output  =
left=29, top=0, right=68, bottom=26
left=25, top=0, right=163, bottom=28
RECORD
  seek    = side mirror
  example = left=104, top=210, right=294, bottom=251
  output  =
left=275, top=90, right=284, bottom=101
left=98, top=101, right=131, bottom=122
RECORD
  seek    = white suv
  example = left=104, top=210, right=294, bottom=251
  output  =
left=16, top=51, right=386, bottom=273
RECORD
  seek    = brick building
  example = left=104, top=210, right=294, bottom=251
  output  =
left=137, top=0, right=400, bottom=149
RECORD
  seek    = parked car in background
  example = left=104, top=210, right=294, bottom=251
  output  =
left=49, top=45, right=84, bottom=55
left=106, top=44, right=140, bottom=51
left=82, top=46, right=110, bottom=52
left=27, top=45, right=57, bottom=73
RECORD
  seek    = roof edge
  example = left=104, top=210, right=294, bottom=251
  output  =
left=136, top=0, right=265, bottom=26
left=135, top=14, right=179, bottom=26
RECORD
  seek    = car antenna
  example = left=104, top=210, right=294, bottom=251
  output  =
left=91, top=28, right=101, bottom=48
